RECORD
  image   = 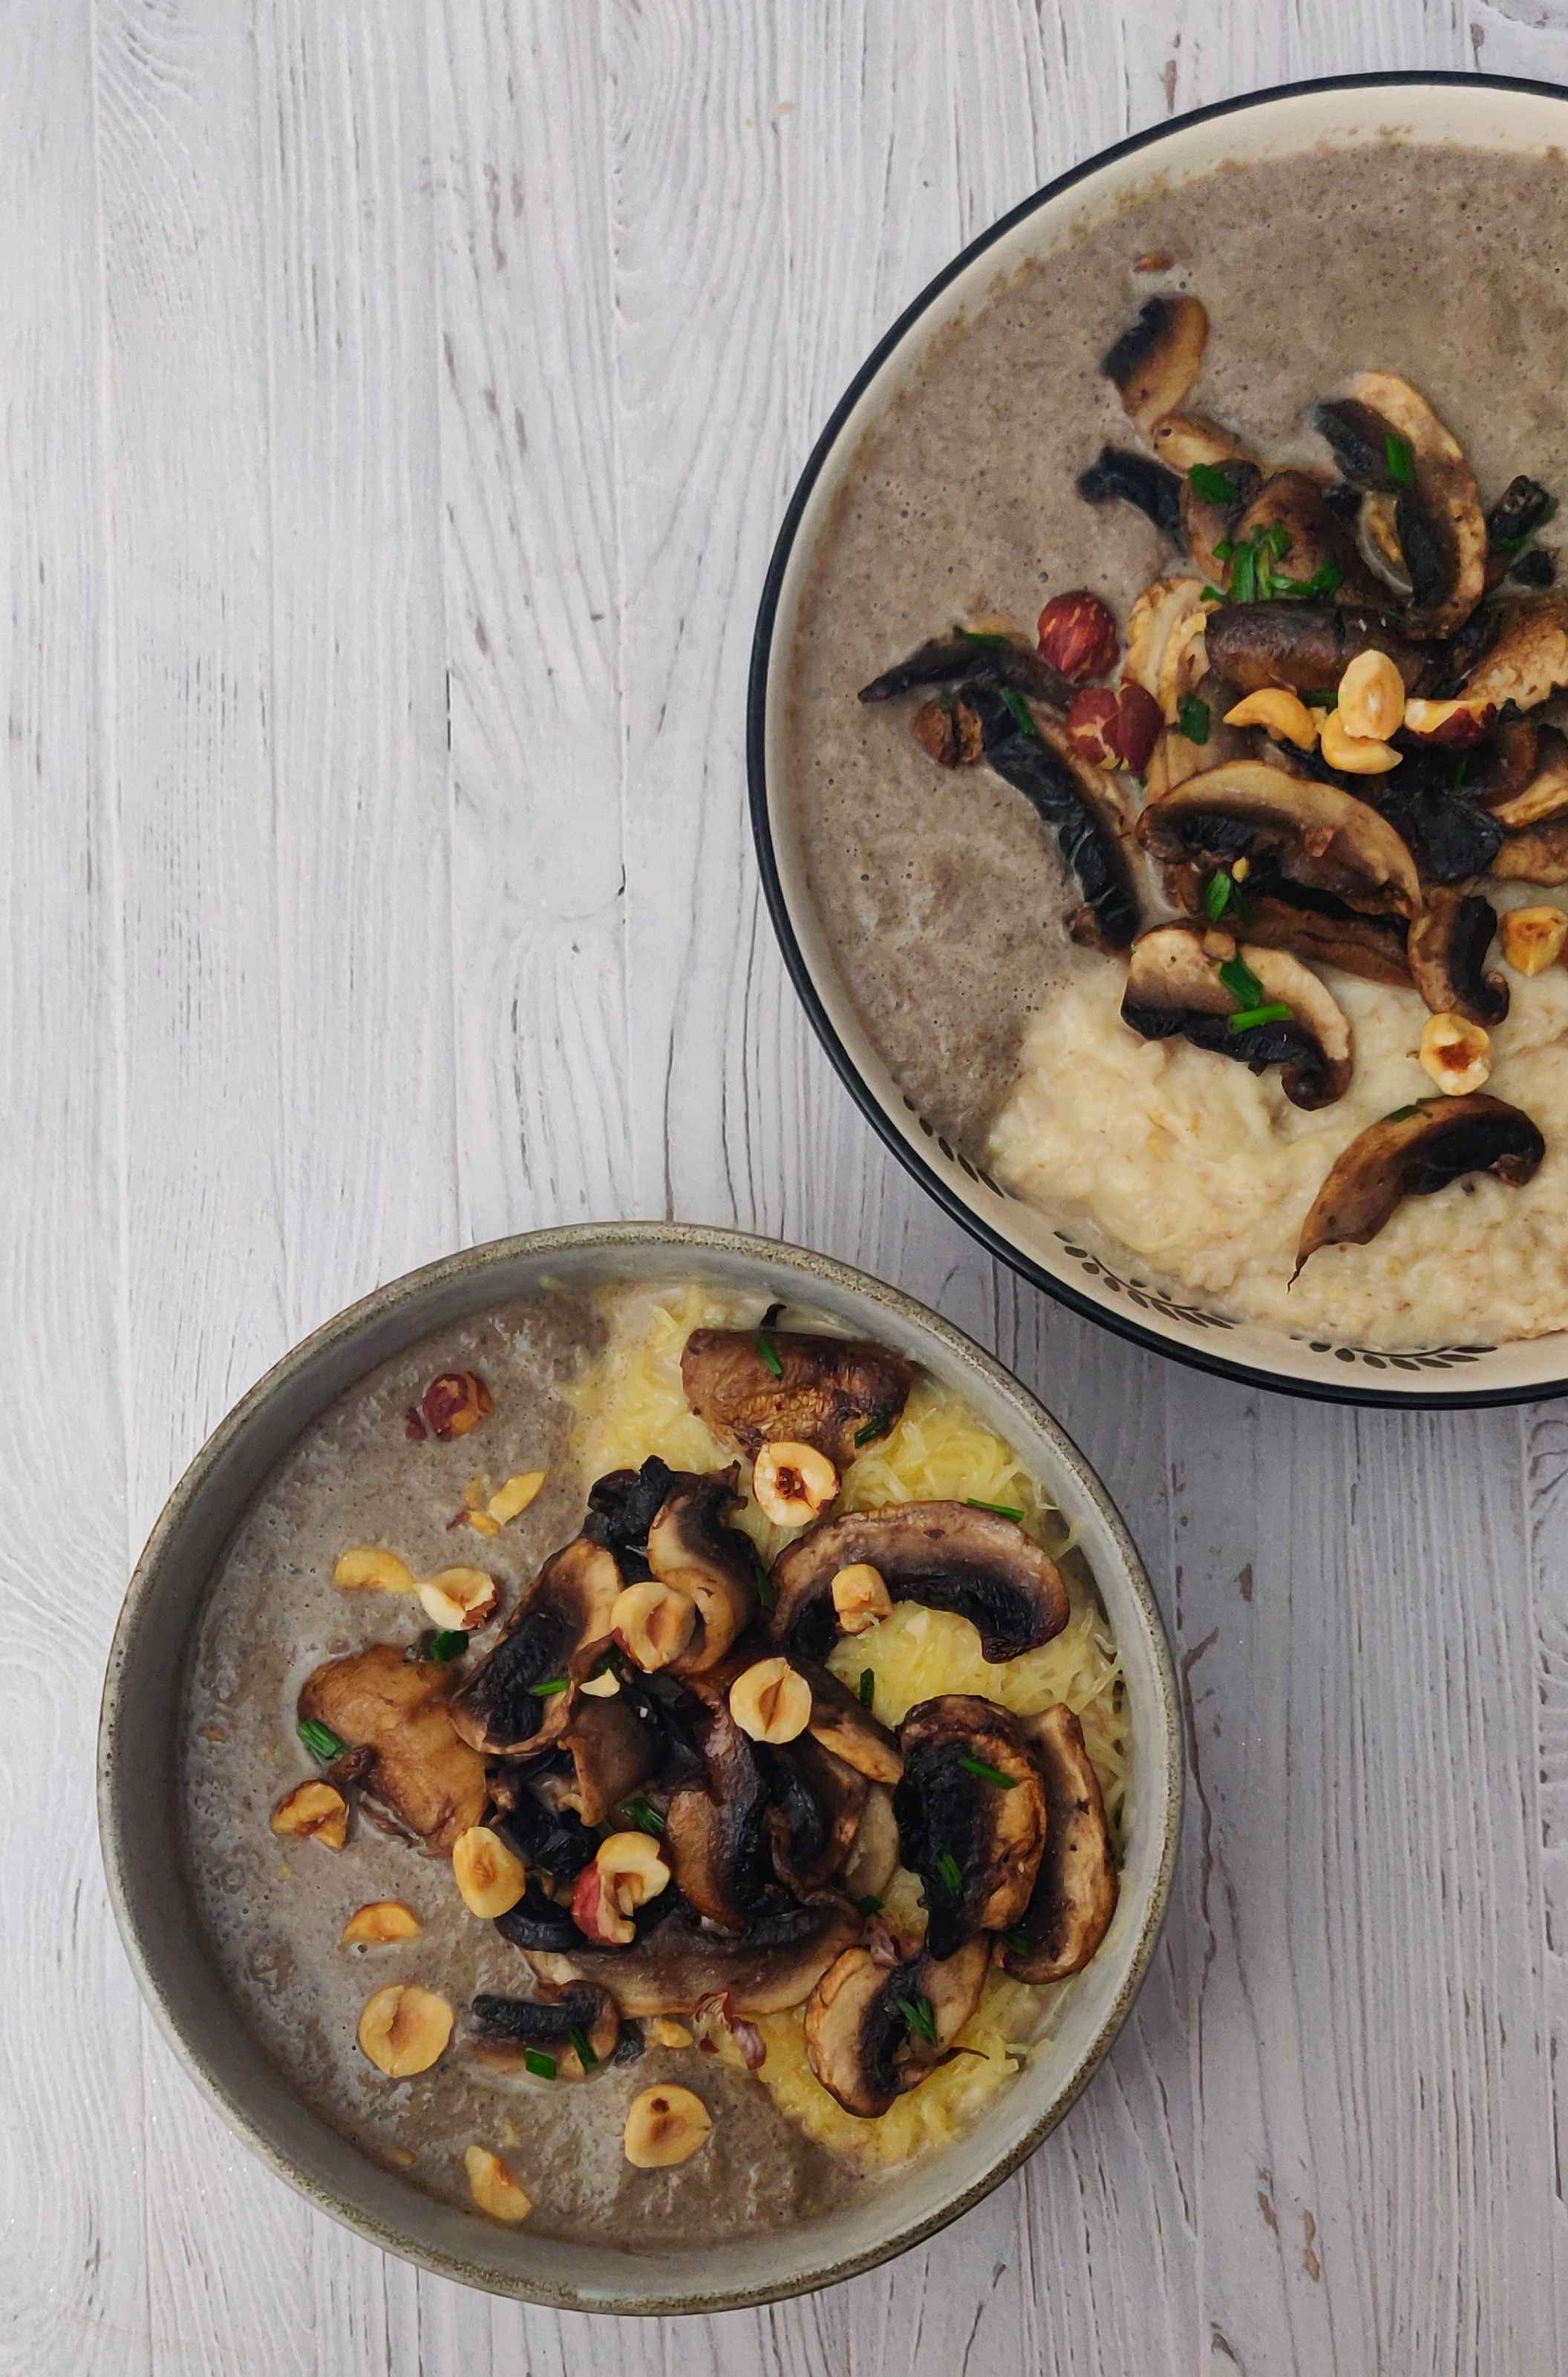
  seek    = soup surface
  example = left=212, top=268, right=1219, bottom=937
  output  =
left=182, top=1279, right=1126, bottom=2246
left=784, top=140, right=1568, bottom=1345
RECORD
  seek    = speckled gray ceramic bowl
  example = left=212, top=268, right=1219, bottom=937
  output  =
left=99, top=1222, right=1180, bottom=2314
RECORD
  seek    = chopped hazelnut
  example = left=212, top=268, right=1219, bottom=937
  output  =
left=1336, top=649, right=1406, bottom=742
left=729, top=1656, right=812, bottom=1745
left=339, top=1899, right=423, bottom=1948
left=487, top=1470, right=546, bottom=1525
left=623, top=2084, right=713, bottom=2170
left=611, top=1579, right=696, bottom=1671
left=419, top=1372, right=491, bottom=1441
left=1500, top=905, right=1568, bottom=976
left=752, top=1440, right=838, bottom=1527
left=1419, top=1011, right=1492, bottom=1096
left=1319, top=708, right=1402, bottom=775
left=831, top=1562, right=893, bottom=1634
left=648, top=2017, right=693, bottom=2049
left=452, top=1825, right=529, bottom=1920
left=416, top=1566, right=499, bottom=1631
left=333, top=1545, right=416, bottom=1596
left=270, top=1778, right=349, bottom=1851
left=571, top=1859, right=633, bottom=1946
left=1223, top=688, right=1319, bottom=749
left=464, top=2145, right=533, bottom=2223
left=1402, top=696, right=1498, bottom=748
left=912, top=697, right=984, bottom=768
left=578, top=1664, right=622, bottom=1698
left=357, top=1983, right=454, bottom=2078
left=594, top=1830, right=672, bottom=1926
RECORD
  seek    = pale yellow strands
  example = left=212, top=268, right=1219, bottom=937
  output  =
left=565, top=1282, right=1129, bottom=2171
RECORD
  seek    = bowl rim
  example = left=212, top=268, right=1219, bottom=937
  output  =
left=745, top=68, right=1568, bottom=1414
left=97, top=1218, right=1183, bottom=2315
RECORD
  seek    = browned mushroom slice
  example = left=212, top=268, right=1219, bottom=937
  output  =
left=1229, top=471, right=1382, bottom=606
left=794, top=1657, right=904, bottom=1784
left=1488, top=725, right=1568, bottom=829
left=646, top=1470, right=757, bottom=1674
left=999, top=1705, right=1118, bottom=1984
left=892, top=1696, right=1048, bottom=1960
left=298, top=1643, right=488, bottom=1856
left=1102, top=294, right=1208, bottom=434
left=1489, top=818, right=1568, bottom=885
left=1120, top=922, right=1353, bottom=1111
left=1203, top=603, right=1431, bottom=698
left=449, top=1535, right=623, bottom=1758
left=1137, top=761, right=1422, bottom=919
left=553, top=1675, right=662, bottom=1829
left=1316, top=379, right=1488, bottom=635
left=802, top=1937, right=990, bottom=2119
left=1149, top=419, right=1260, bottom=579
left=769, top=1502, right=1069, bottom=1664
left=521, top=1897, right=863, bottom=2018
left=762, top=1735, right=869, bottom=1897
left=1460, top=594, right=1568, bottom=712
left=840, top=1781, right=900, bottom=1902
left=469, top=1983, right=620, bottom=2073
left=680, top=1326, right=912, bottom=1464
left=1405, top=890, right=1509, bottom=1028
left=1293, top=1094, right=1545, bottom=1278
left=1237, top=883, right=1412, bottom=988
left=662, top=1694, right=772, bottom=1930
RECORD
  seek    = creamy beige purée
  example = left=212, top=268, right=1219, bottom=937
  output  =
left=182, top=1291, right=845, bottom=2250
left=785, top=141, right=1568, bottom=1345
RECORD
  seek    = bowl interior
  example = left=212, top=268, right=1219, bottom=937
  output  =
left=753, top=74, right=1568, bottom=1406
left=99, top=1224, right=1180, bottom=2313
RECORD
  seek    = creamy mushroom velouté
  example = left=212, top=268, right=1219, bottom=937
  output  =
left=181, top=1279, right=1128, bottom=2245
left=785, top=140, right=1568, bottom=1345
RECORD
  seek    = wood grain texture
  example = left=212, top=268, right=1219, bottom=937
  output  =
left=3, top=1, right=1564, bottom=2370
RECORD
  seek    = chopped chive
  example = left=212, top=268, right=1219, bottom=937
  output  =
left=1451, top=754, right=1471, bottom=788
left=528, top=1675, right=570, bottom=1698
left=958, top=1753, right=1019, bottom=1790
left=1002, top=1931, right=1033, bottom=1956
left=1230, top=541, right=1257, bottom=604
left=428, top=1628, right=469, bottom=1663
left=1383, top=1101, right=1425, bottom=1122
left=934, top=1848, right=964, bottom=1896
left=1385, top=431, right=1416, bottom=487
left=619, top=1794, right=665, bottom=1836
left=297, top=1717, right=347, bottom=1763
left=1188, top=462, right=1240, bottom=504
left=751, top=1551, right=775, bottom=1612
left=523, top=2048, right=557, bottom=2081
left=1178, top=694, right=1211, bottom=745
left=1216, top=953, right=1264, bottom=1010
left=897, top=1992, right=939, bottom=2047
left=1200, top=583, right=1226, bottom=602
left=1000, top=685, right=1039, bottom=740
left=855, top=1416, right=887, bottom=1447
left=855, top=1894, right=883, bottom=1916
left=858, top=1668, right=875, bottom=1711
left=964, top=1496, right=1025, bottom=1522
left=956, top=625, right=1010, bottom=648
left=1264, top=521, right=1291, bottom=559
left=1212, top=538, right=1235, bottom=562
left=1227, top=1002, right=1293, bottom=1033
left=1302, top=687, right=1336, bottom=706
left=757, top=1331, right=783, bottom=1377
left=1203, top=870, right=1233, bottom=922
left=568, top=2024, right=597, bottom=2071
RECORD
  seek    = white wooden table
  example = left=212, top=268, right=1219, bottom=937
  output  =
left=8, top=5, right=1568, bottom=2370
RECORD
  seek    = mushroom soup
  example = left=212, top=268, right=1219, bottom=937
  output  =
left=785, top=140, right=1568, bottom=1346
left=183, top=1279, right=1128, bottom=2242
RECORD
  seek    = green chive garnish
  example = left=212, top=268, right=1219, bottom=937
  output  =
left=964, top=1496, right=1025, bottom=1522
left=1385, top=431, right=1415, bottom=487
left=1264, top=521, right=1291, bottom=559
left=1179, top=694, right=1211, bottom=745
left=429, top=1629, right=469, bottom=1663
left=1227, top=1002, right=1293, bottom=1034
left=1188, top=462, right=1239, bottom=504
left=855, top=1417, right=887, bottom=1447
left=934, top=1849, right=963, bottom=1896
left=1000, top=685, right=1039, bottom=739
left=568, top=2024, right=597, bottom=2070
left=757, top=1331, right=783, bottom=1377
left=897, top=1993, right=939, bottom=2047
left=528, top=1675, right=570, bottom=1698
left=619, top=1795, right=664, bottom=1836
left=1230, top=541, right=1257, bottom=604
left=1203, top=870, right=1233, bottom=922
left=858, top=1668, right=875, bottom=1711
left=1383, top=1102, right=1425, bottom=1123
left=298, top=1717, right=347, bottom=1763
left=752, top=1551, right=774, bottom=1612
left=956, top=625, right=1010, bottom=648
left=523, top=2049, right=557, bottom=2080
left=1200, top=583, right=1226, bottom=602
left=1002, top=1932, right=1033, bottom=1956
left=958, top=1754, right=1019, bottom=1790
left=1212, top=538, right=1235, bottom=561
left=1451, top=754, right=1470, bottom=788
left=1216, top=954, right=1264, bottom=1010
left=855, top=1895, right=883, bottom=1916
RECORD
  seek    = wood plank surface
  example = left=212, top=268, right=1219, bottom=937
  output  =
left=3, top=1, right=1565, bottom=2370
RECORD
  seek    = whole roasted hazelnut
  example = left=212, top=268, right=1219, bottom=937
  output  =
left=418, top=1371, right=492, bottom=1441
left=1036, top=591, right=1119, bottom=682
left=1065, top=682, right=1162, bottom=775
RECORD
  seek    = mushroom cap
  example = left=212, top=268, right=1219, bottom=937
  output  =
left=802, top=1937, right=991, bottom=2119
left=1076, top=444, right=1186, bottom=541
left=1405, top=890, right=1509, bottom=1028
left=999, top=1704, right=1119, bottom=1984
left=1460, top=593, right=1568, bottom=713
left=1203, top=602, right=1430, bottom=698
left=470, top=1983, right=621, bottom=2069
left=1101, top=293, right=1209, bottom=434
left=1489, top=729, right=1568, bottom=831
left=760, top=1734, right=869, bottom=1897
left=1120, top=922, right=1353, bottom=1110
left=1137, top=760, right=1422, bottom=920
left=796, top=1657, right=904, bottom=1785
left=1229, top=880, right=1412, bottom=988
left=1342, top=374, right=1488, bottom=636
left=1294, top=1093, right=1545, bottom=1277
left=856, top=634, right=1074, bottom=711
left=680, top=1326, right=912, bottom=1464
left=965, top=686, right=1142, bottom=951
left=520, top=1896, right=863, bottom=2018
left=768, top=1501, right=1069, bottom=1665
left=449, top=1535, right=623, bottom=1758
left=645, top=1470, right=758, bottom=1674
left=1489, top=815, right=1568, bottom=885
left=662, top=1692, right=774, bottom=1931
left=297, top=1643, right=487, bottom=1856
left=495, top=1776, right=598, bottom=1885
left=892, top=1695, right=1048, bottom=1960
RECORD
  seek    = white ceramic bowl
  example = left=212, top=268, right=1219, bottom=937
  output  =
left=99, top=1222, right=1180, bottom=2314
left=749, top=71, right=1568, bottom=1409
